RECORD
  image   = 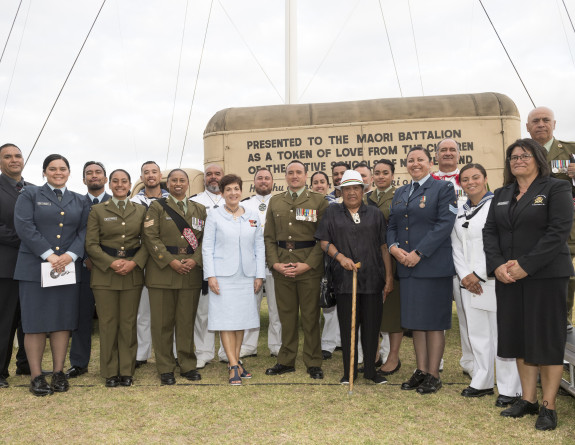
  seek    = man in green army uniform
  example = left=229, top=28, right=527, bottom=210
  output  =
left=527, top=106, right=575, bottom=332
left=264, top=160, right=329, bottom=379
left=143, top=169, right=207, bottom=385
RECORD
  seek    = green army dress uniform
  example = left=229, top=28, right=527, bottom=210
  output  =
left=548, top=138, right=575, bottom=322
left=369, top=187, right=402, bottom=333
left=85, top=200, right=149, bottom=379
left=264, top=189, right=328, bottom=368
left=143, top=197, right=206, bottom=375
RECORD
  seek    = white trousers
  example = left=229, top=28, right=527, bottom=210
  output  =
left=321, top=305, right=341, bottom=352
left=194, top=291, right=215, bottom=363
left=136, top=287, right=152, bottom=361
left=453, top=277, right=474, bottom=375
left=217, top=273, right=282, bottom=361
left=463, top=290, right=521, bottom=396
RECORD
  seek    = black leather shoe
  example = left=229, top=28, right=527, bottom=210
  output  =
left=265, top=363, right=295, bottom=375
left=16, top=365, right=31, bottom=376
left=535, top=403, right=557, bottom=431
left=461, top=386, right=494, bottom=398
left=51, top=371, right=69, bottom=392
left=401, top=369, right=426, bottom=390
left=495, top=394, right=520, bottom=408
left=181, top=370, right=201, bottom=381
left=241, top=353, right=258, bottom=359
left=29, top=375, right=53, bottom=396
left=416, top=374, right=442, bottom=394
left=0, top=376, right=8, bottom=388
left=307, top=367, right=324, bottom=379
left=65, top=366, right=87, bottom=378
left=119, top=376, right=133, bottom=387
left=380, top=359, right=401, bottom=376
left=500, top=399, right=539, bottom=418
left=321, top=350, right=332, bottom=360
left=160, top=372, right=176, bottom=385
left=106, top=376, right=120, bottom=387
left=368, top=372, right=388, bottom=385
left=135, top=360, right=147, bottom=369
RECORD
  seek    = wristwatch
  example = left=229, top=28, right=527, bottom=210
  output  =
left=415, top=250, right=423, bottom=257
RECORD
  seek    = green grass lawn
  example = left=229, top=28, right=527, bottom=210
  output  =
left=2, top=302, right=574, bottom=444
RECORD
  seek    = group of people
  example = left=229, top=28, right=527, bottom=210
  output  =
left=0, top=106, right=573, bottom=432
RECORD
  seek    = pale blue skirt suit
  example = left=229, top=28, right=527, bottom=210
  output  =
left=202, top=205, right=265, bottom=331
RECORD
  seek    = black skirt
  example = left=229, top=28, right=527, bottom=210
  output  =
left=496, top=278, right=567, bottom=365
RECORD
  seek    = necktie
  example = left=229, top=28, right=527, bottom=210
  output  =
left=410, top=182, right=420, bottom=197
left=16, top=181, right=23, bottom=192
left=118, top=201, right=125, bottom=214
left=93, top=198, right=99, bottom=205
left=177, top=201, right=185, bottom=215
left=292, top=192, right=298, bottom=201
left=54, top=189, right=63, bottom=202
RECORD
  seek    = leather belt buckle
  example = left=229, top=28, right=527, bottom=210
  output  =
left=178, top=247, right=188, bottom=254
left=117, top=250, right=126, bottom=258
left=286, top=241, right=295, bottom=250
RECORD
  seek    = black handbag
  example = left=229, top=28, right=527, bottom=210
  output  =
left=319, top=254, right=337, bottom=308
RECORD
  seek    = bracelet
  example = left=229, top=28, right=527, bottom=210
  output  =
left=324, top=242, right=331, bottom=253
left=333, top=251, right=340, bottom=260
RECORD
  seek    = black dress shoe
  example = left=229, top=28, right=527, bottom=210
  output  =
left=241, top=353, right=258, bottom=359
left=65, top=366, right=88, bottom=378
left=368, top=372, right=388, bottom=385
left=380, top=359, right=401, bottom=376
left=321, top=350, right=332, bottom=360
left=106, top=376, right=120, bottom=387
left=307, top=367, right=324, bottom=379
left=181, top=370, right=201, bottom=381
left=160, top=372, right=176, bottom=385
left=461, top=386, right=494, bottom=398
left=535, top=403, right=557, bottom=431
left=29, top=375, right=53, bottom=397
left=374, top=357, right=383, bottom=368
left=500, top=399, right=539, bottom=418
left=401, top=369, right=426, bottom=390
left=334, top=346, right=342, bottom=351
left=119, top=376, right=133, bottom=387
left=495, top=394, right=520, bottom=408
left=0, top=376, right=8, bottom=388
left=135, top=360, right=147, bottom=369
left=265, top=363, right=295, bottom=375
left=416, top=374, right=442, bottom=394
left=51, top=371, right=69, bottom=392
left=16, top=365, right=31, bottom=376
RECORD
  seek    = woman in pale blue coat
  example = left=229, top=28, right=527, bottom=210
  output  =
left=203, top=174, right=265, bottom=385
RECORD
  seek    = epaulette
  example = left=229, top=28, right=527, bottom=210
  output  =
left=241, top=196, right=252, bottom=202
left=190, top=193, right=198, bottom=198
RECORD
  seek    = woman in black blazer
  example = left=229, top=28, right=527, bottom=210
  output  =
left=483, top=139, right=574, bottom=431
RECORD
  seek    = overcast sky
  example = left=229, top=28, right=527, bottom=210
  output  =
left=1, top=0, right=574, bottom=190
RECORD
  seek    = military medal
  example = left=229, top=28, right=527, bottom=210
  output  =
left=259, top=203, right=267, bottom=212
left=419, top=196, right=426, bottom=208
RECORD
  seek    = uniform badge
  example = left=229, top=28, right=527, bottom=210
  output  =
left=249, top=219, right=258, bottom=227
left=532, top=195, right=546, bottom=206
left=258, top=203, right=267, bottom=212
left=144, top=219, right=154, bottom=227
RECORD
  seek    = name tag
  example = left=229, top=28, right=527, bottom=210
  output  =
left=165, top=216, right=172, bottom=221
left=295, top=208, right=317, bottom=222
left=497, top=201, right=509, bottom=206
left=104, top=217, right=117, bottom=221
left=37, top=202, right=51, bottom=206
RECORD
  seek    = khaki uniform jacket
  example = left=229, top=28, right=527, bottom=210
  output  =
left=85, top=200, right=148, bottom=290
left=548, top=138, right=575, bottom=253
left=143, top=197, right=206, bottom=289
left=264, top=189, right=328, bottom=280
left=368, top=187, right=396, bottom=221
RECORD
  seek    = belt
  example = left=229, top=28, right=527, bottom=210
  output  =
left=277, top=240, right=316, bottom=250
left=166, top=245, right=194, bottom=255
left=100, top=245, right=140, bottom=258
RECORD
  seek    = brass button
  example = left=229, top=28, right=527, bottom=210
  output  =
left=181, top=236, right=184, bottom=239
left=59, top=223, right=63, bottom=227
left=405, top=241, right=409, bottom=244
left=121, top=235, right=125, bottom=238
left=289, top=249, right=293, bottom=252
left=60, top=212, right=65, bottom=216
left=404, top=214, right=408, bottom=218
left=289, top=222, right=292, bottom=226
left=56, top=235, right=61, bottom=238
left=405, top=227, right=408, bottom=231
left=122, top=222, right=126, bottom=226
left=290, top=209, right=293, bottom=213
left=288, top=236, right=292, bottom=239
left=55, top=247, right=60, bottom=251
left=121, top=247, right=125, bottom=250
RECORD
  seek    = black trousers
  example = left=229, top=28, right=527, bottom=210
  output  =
left=69, top=266, right=95, bottom=368
left=336, top=292, right=383, bottom=379
left=0, top=278, right=28, bottom=377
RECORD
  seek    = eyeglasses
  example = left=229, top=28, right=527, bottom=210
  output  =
left=508, top=154, right=533, bottom=163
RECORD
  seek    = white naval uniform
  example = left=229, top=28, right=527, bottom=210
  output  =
left=451, top=198, right=521, bottom=395
left=191, top=190, right=223, bottom=365
left=217, top=193, right=282, bottom=361
left=435, top=169, right=472, bottom=375
left=131, top=189, right=170, bottom=362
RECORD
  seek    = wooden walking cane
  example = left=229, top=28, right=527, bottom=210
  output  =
left=348, top=262, right=361, bottom=395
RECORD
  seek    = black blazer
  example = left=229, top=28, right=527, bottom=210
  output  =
left=0, top=174, right=33, bottom=278
left=483, top=176, right=574, bottom=279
